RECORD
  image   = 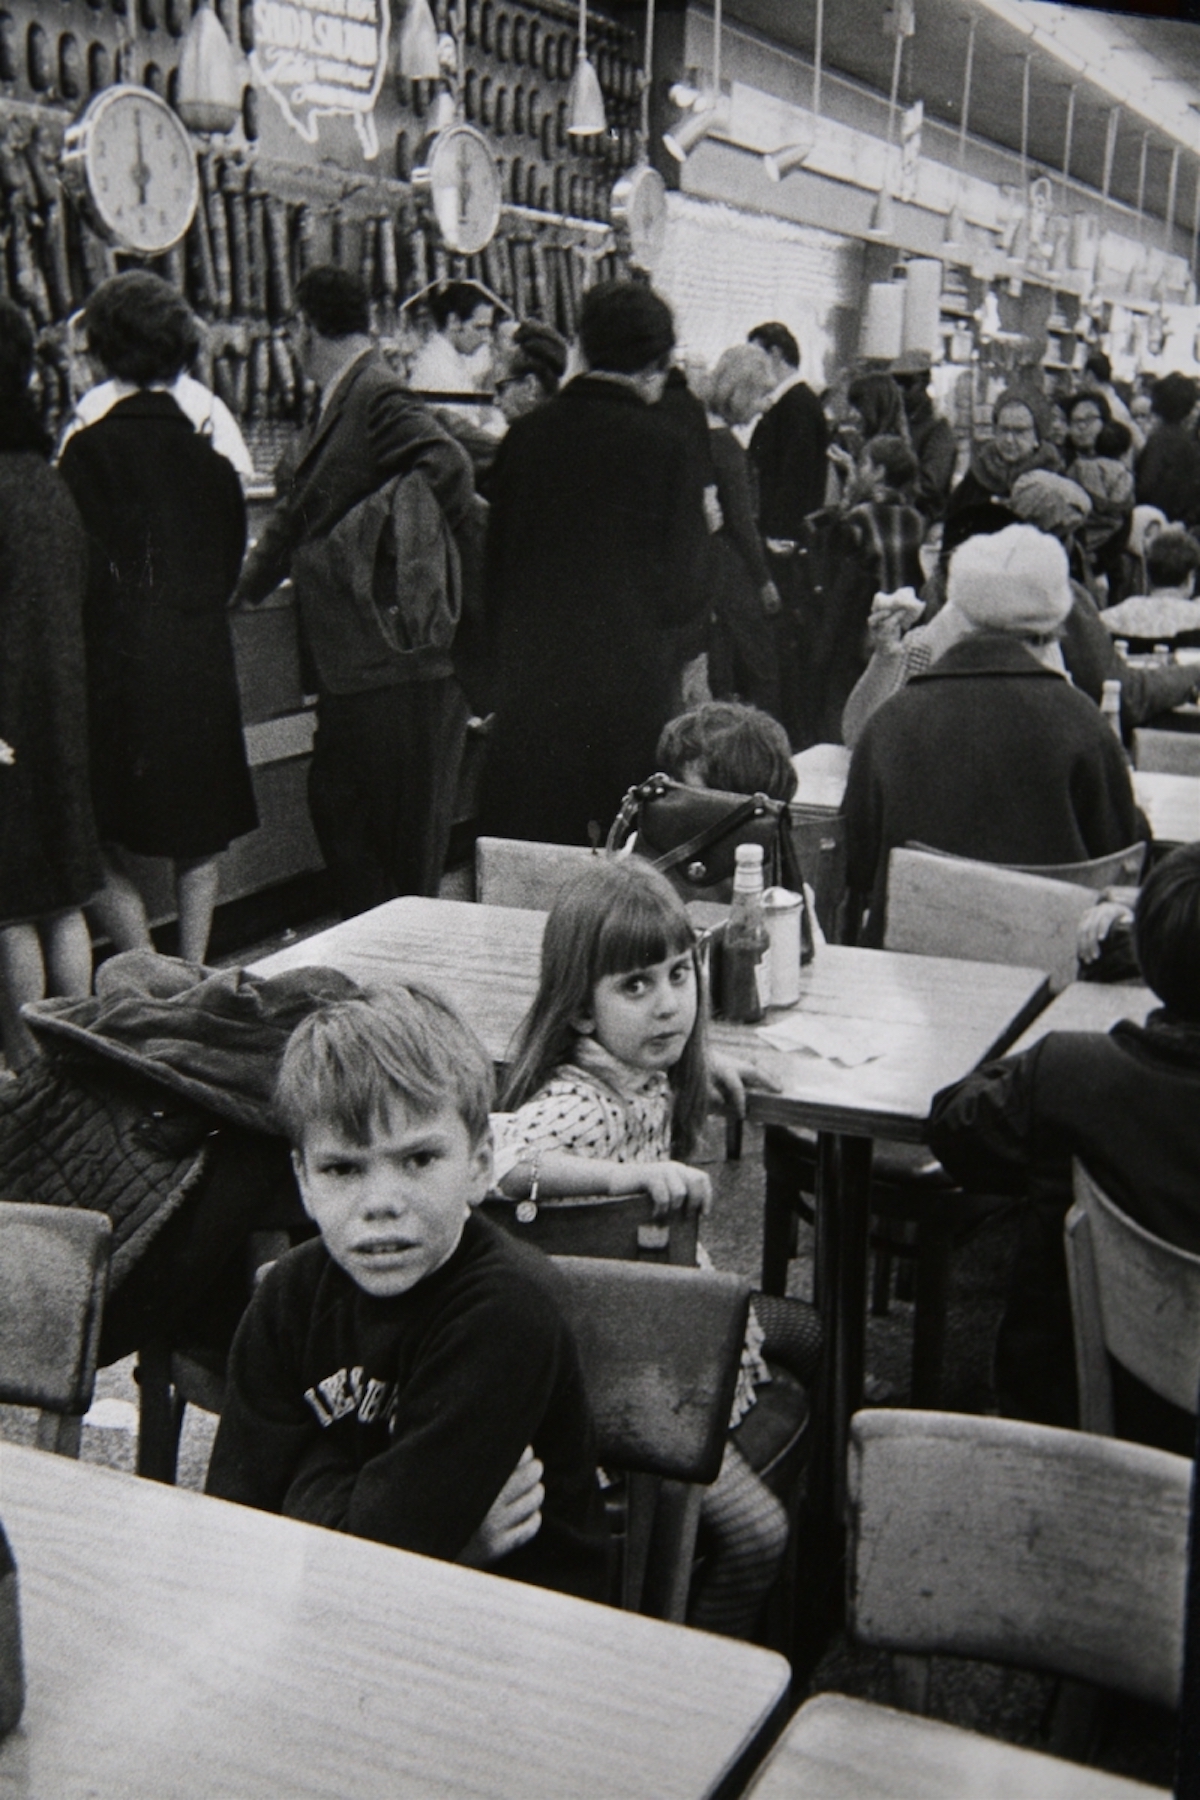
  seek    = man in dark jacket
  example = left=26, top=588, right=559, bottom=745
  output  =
left=843, top=524, right=1144, bottom=945
left=234, top=267, right=479, bottom=915
left=746, top=322, right=830, bottom=746
left=477, top=281, right=709, bottom=845
left=929, top=843, right=1200, bottom=1439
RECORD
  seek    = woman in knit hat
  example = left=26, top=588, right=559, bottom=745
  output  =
left=944, top=387, right=1064, bottom=524
left=843, top=522, right=1145, bottom=946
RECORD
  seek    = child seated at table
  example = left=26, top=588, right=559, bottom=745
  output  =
left=491, top=858, right=819, bottom=1640
left=656, top=700, right=797, bottom=803
left=928, top=841, right=1200, bottom=1446
left=205, top=984, right=610, bottom=1601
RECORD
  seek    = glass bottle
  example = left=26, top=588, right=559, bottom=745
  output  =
left=721, top=843, right=771, bottom=1024
left=1100, top=678, right=1123, bottom=743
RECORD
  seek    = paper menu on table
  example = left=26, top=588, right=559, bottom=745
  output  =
left=756, top=1012, right=901, bottom=1068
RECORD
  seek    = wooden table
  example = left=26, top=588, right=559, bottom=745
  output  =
left=255, top=901, right=1050, bottom=1522
left=0, top=1442, right=789, bottom=1800
left=790, top=744, right=1199, bottom=851
left=741, top=1694, right=1169, bottom=1798
left=1009, top=981, right=1157, bottom=1056
left=1132, top=770, right=1200, bottom=846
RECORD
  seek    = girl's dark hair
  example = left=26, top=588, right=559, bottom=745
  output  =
left=500, top=859, right=710, bottom=1156
left=862, top=432, right=917, bottom=494
left=1134, top=842, right=1200, bottom=1020
left=84, top=271, right=200, bottom=384
left=0, top=299, right=49, bottom=455
left=846, top=372, right=905, bottom=442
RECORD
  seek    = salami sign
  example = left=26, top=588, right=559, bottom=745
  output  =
left=252, top=0, right=390, bottom=157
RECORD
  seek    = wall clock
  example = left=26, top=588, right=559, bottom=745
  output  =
left=611, top=164, right=668, bottom=271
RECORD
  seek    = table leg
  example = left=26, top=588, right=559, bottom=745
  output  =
left=828, top=1134, right=874, bottom=1525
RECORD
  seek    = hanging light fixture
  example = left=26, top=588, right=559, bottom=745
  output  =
left=941, top=16, right=975, bottom=255
left=663, top=0, right=724, bottom=162
left=866, top=3, right=907, bottom=239
left=398, top=0, right=441, bottom=81
left=176, top=0, right=242, bottom=135
left=567, top=0, right=606, bottom=136
left=764, top=0, right=821, bottom=180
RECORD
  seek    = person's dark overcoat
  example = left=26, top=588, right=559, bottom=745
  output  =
left=478, top=374, right=709, bottom=846
left=58, top=392, right=255, bottom=860
left=747, top=379, right=829, bottom=540
left=0, top=452, right=100, bottom=921
left=843, top=632, right=1145, bottom=945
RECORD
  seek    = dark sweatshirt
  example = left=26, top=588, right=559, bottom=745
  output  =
left=206, top=1212, right=610, bottom=1601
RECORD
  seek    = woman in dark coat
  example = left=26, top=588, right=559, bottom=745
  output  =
left=478, top=283, right=708, bottom=845
left=944, top=387, right=1063, bottom=522
left=0, top=300, right=99, bottom=1068
left=58, top=273, right=256, bottom=964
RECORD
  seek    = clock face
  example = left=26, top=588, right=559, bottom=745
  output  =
left=426, top=126, right=502, bottom=256
left=64, top=87, right=199, bottom=257
left=612, top=165, right=668, bottom=271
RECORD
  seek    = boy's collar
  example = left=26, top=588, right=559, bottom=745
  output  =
left=570, top=1035, right=672, bottom=1102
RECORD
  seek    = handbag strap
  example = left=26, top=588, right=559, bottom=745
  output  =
left=652, top=794, right=778, bottom=877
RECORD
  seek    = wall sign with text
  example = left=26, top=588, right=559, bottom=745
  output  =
left=251, top=0, right=391, bottom=158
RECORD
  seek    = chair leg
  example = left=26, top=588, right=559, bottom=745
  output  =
left=135, top=1342, right=187, bottom=1485
left=910, top=1213, right=953, bottom=1408
left=725, top=1113, right=743, bottom=1162
left=762, top=1175, right=799, bottom=1296
left=870, top=1245, right=894, bottom=1316
left=35, top=1412, right=83, bottom=1458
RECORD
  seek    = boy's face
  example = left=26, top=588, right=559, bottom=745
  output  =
left=293, top=1102, right=492, bottom=1299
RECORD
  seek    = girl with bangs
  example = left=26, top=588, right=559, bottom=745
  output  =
left=492, top=858, right=797, bottom=1639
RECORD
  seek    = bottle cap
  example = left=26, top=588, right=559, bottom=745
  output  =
left=734, top=843, right=764, bottom=866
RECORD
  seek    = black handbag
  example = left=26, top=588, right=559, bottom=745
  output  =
left=606, top=774, right=808, bottom=908
left=479, top=1190, right=700, bottom=1265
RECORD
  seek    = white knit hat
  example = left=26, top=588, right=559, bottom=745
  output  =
left=947, top=523, right=1073, bottom=637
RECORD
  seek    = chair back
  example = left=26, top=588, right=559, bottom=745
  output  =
left=0, top=1203, right=111, bottom=1456
left=551, top=1256, right=751, bottom=1619
left=884, top=848, right=1094, bottom=992
left=1134, top=729, right=1200, bottom=777
left=788, top=810, right=847, bottom=942
left=475, top=836, right=604, bottom=911
left=847, top=1407, right=1188, bottom=1712
left=905, top=839, right=1147, bottom=891
left=1065, top=1160, right=1200, bottom=1432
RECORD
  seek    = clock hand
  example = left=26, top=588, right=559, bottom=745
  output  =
left=456, top=143, right=473, bottom=227
left=131, top=110, right=152, bottom=207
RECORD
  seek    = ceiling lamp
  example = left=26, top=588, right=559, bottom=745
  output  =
left=866, top=1, right=908, bottom=242
left=941, top=17, right=974, bottom=256
left=764, top=0, right=822, bottom=181
left=398, top=0, right=441, bottom=81
left=663, top=0, right=723, bottom=163
left=176, top=0, right=242, bottom=135
left=567, top=0, right=606, bottom=136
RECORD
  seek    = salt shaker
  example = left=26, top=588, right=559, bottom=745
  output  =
left=0, top=1522, right=24, bottom=1737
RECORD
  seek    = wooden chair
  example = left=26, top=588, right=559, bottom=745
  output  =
left=475, top=836, right=604, bottom=910
left=763, top=847, right=1078, bottom=1402
left=550, top=1256, right=751, bottom=1620
left=907, top=838, right=1148, bottom=891
left=1134, top=728, right=1200, bottom=777
left=1065, top=1159, right=1200, bottom=1435
left=885, top=847, right=1113, bottom=995
left=0, top=1203, right=111, bottom=1457
left=847, top=1407, right=1188, bottom=1721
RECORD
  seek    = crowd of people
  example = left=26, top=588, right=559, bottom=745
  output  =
left=3, top=257, right=1200, bottom=1647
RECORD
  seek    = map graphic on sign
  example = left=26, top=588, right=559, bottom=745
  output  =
left=251, top=0, right=390, bottom=158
